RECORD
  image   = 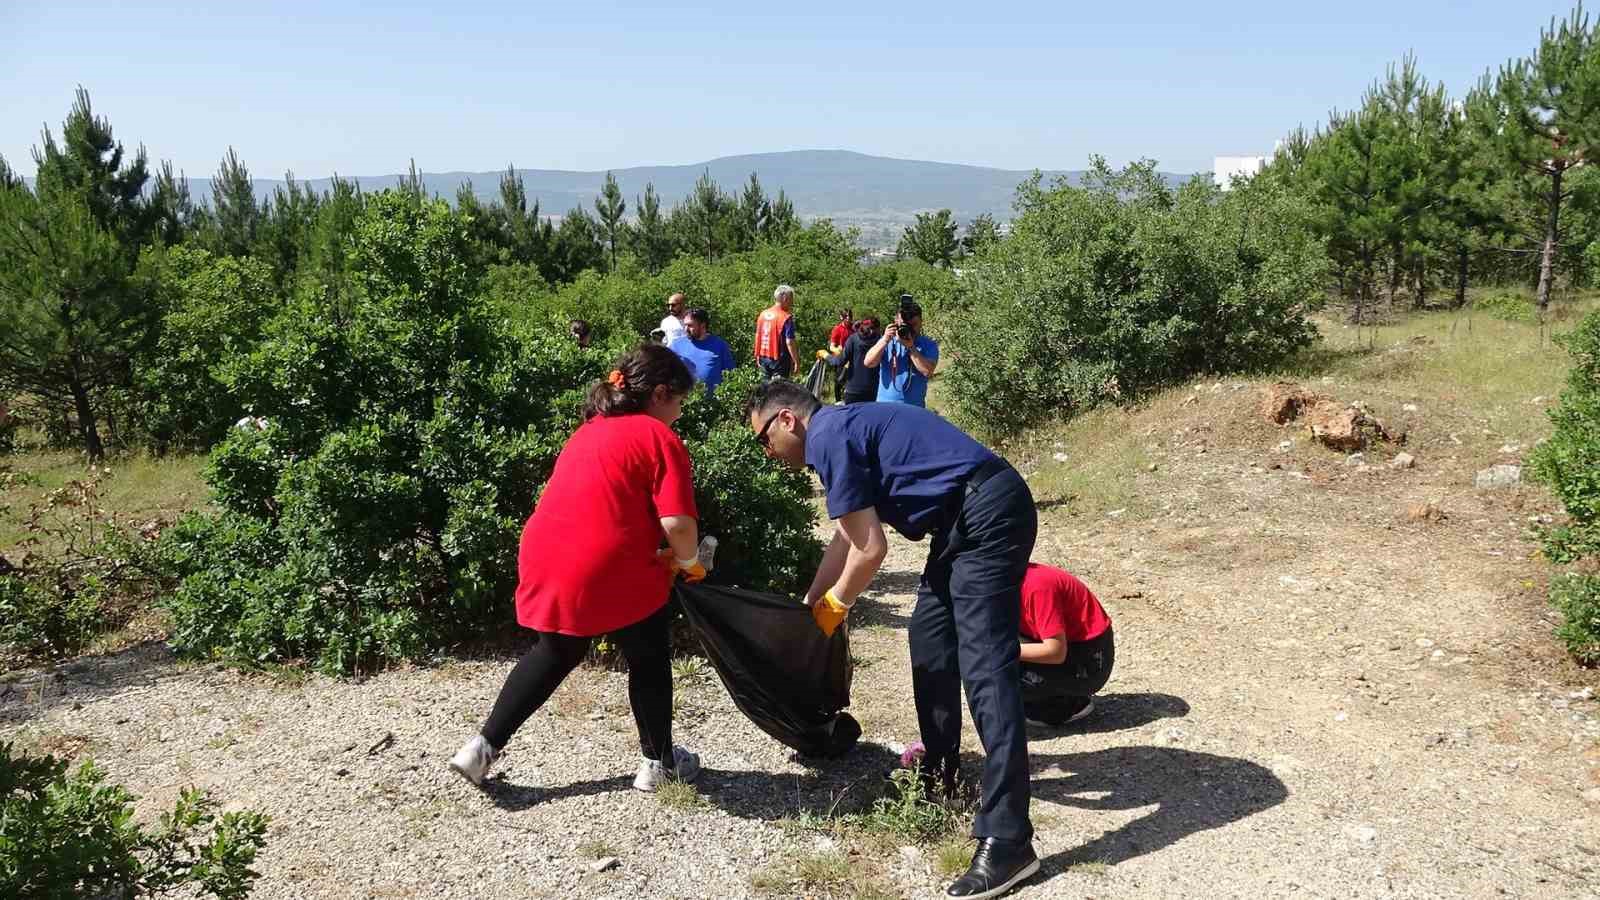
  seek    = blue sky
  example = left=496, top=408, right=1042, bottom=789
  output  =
left=3, top=1, right=1583, bottom=179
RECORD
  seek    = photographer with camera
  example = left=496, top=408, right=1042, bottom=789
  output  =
left=862, top=294, right=939, bottom=407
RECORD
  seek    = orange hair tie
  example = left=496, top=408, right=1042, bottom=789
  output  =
left=607, top=370, right=626, bottom=389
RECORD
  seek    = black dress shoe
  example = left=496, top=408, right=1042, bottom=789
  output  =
left=946, top=837, right=1040, bottom=899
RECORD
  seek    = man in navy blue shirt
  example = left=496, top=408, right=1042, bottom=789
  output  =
left=745, top=381, right=1040, bottom=900
left=669, top=308, right=737, bottom=397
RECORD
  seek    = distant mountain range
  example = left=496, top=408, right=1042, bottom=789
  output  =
left=181, top=150, right=1191, bottom=247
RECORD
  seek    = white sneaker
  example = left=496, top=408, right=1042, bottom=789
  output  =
left=448, top=734, right=498, bottom=786
left=633, top=746, right=701, bottom=792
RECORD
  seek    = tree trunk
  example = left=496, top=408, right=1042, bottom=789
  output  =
left=1536, top=166, right=1563, bottom=311
left=69, top=371, right=103, bottom=461
left=1386, top=248, right=1403, bottom=309
left=1413, top=260, right=1428, bottom=309
left=1454, top=245, right=1469, bottom=309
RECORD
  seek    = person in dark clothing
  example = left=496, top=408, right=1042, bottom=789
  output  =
left=746, top=381, right=1040, bottom=900
left=818, top=316, right=881, bottom=405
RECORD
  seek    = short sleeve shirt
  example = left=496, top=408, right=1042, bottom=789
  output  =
left=877, top=335, right=940, bottom=407
left=669, top=334, right=737, bottom=396
left=804, top=403, right=994, bottom=540
left=1020, top=564, right=1111, bottom=643
left=516, top=414, right=697, bottom=636
left=659, top=314, right=686, bottom=345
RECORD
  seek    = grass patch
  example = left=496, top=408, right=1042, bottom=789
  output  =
left=751, top=848, right=895, bottom=898
left=654, top=779, right=708, bottom=811
left=934, top=837, right=974, bottom=877
left=847, top=767, right=970, bottom=844
left=1, top=450, right=207, bottom=551
left=576, top=837, right=617, bottom=859
left=1071, top=859, right=1111, bottom=877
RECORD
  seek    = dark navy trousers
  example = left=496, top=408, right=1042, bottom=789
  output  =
left=909, top=465, right=1038, bottom=843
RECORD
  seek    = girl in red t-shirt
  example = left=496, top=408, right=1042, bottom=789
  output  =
left=451, top=345, right=706, bottom=792
left=1018, top=563, right=1115, bottom=727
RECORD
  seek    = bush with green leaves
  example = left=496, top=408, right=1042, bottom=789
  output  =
left=1529, top=307, right=1600, bottom=664
left=0, top=742, right=268, bottom=899
left=134, top=247, right=279, bottom=450
left=943, top=159, right=1326, bottom=436
left=158, top=191, right=822, bottom=673
left=1472, top=287, right=1539, bottom=322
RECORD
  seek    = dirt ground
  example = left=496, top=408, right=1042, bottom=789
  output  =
left=5, top=378, right=1600, bottom=898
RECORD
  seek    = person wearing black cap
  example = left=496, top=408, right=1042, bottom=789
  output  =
left=863, top=294, right=938, bottom=406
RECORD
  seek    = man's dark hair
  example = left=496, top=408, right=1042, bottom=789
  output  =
left=568, top=318, right=591, bottom=338
left=898, top=294, right=922, bottom=319
left=744, top=379, right=822, bottom=422
left=685, top=307, right=711, bottom=327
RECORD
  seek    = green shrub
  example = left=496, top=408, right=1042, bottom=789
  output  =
left=1529, top=307, right=1600, bottom=664
left=0, top=741, right=269, bottom=899
left=1473, top=288, right=1538, bottom=322
left=1549, top=575, right=1600, bottom=665
left=134, top=247, right=279, bottom=450
left=942, top=159, right=1326, bottom=436
left=159, top=192, right=822, bottom=674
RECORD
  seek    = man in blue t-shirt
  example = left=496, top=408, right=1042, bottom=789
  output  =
left=863, top=296, right=938, bottom=406
left=669, top=308, right=737, bottom=397
left=744, top=381, right=1040, bottom=900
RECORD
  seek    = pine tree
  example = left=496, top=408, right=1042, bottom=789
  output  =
left=150, top=161, right=195, bottom=246
left=210, top=147, right=259, bottom=257
left=762, top=189, right=798, bottom=242
left=736, top=173, right=767, bottom=251
left=683, top=170, right=728, bottom=259
left=551, top=207, right=606, bottom=280
left=1494, top=6, right=1600, bottom=310
left=0, top=184, right=153, bottom=459
left=31, top=87, right=152, bottom=247
left=632, top=182, right=671, bottom=274
left=594, top=171, right=626, bottom=271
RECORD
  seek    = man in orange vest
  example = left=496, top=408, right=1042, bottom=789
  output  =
left=753, top=284, right=800, bottom=380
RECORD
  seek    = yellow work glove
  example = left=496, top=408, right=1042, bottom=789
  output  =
left=811, top=589, right=850, bottom=637
left=815, top=348, right=830, bottom=361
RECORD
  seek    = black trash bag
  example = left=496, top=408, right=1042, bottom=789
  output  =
left=674, top=583, right=860, bottom=758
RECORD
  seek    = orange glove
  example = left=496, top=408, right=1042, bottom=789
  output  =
left=811, top=590, right=850, bottom=637
left=658, top=548, right=706, bottom=583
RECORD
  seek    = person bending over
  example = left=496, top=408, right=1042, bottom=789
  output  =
left=450, top=344, right=706, bottom=793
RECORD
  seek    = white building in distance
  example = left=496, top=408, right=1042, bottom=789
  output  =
left=1213, top=155, right=1267, bottom=190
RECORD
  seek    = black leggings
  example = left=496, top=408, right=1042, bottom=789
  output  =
left=481, top=605, right=673, bottom=761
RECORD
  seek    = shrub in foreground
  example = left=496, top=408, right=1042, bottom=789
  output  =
left=0, top=742, right=269, bottom=899
left=1529, top=306, right=1600, bottom=664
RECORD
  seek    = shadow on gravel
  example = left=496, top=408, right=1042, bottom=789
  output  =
left=0, top=640, right=183, bottom=725
left=849, top=594, right=913, bottom=630
left=1027, top=692, right=1190, bottom=737
left=482, top=774, right=634, bottom=811
left=1030, top=746, right=1287, bottom=871
left=698, top=741, right=906, bottom=821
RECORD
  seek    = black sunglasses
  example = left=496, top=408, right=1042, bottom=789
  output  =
left=755, top=410, right=785, bottom=447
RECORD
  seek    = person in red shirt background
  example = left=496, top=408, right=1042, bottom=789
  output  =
left=451, top=344, right=707, bottom=792
left=1018, top=563, right=1115, bottom=727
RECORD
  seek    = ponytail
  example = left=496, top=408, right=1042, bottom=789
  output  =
left=583, top=343, right=695, bottom=420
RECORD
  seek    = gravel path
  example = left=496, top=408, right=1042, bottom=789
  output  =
left=5, top=390, right=1599, bottom=898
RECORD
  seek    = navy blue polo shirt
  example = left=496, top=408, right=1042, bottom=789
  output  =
left=805, top=403, right=996, bottom=540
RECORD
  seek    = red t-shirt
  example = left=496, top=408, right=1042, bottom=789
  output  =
left=1020, top=563, right=1111, bottom=643
left=829, top=322, right=852, bottom=348
left=515, top=414, right=698, bottom=636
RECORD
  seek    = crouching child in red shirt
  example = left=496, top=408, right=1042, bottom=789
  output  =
left=1018, top=564, right=1115, bottom=727
left=450, top=344, right=707, bottom=792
